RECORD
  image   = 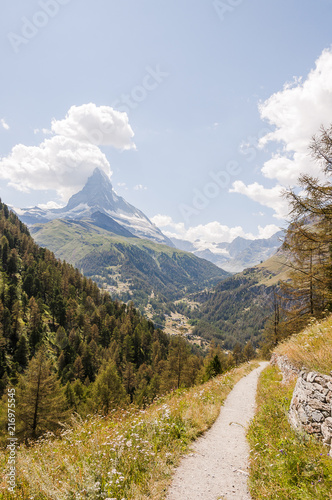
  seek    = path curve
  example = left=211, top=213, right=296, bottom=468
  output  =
left=166, top=362, right=268, bottom=500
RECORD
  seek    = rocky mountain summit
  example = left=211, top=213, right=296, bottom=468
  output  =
left=16, top=168, right=173, bottom=246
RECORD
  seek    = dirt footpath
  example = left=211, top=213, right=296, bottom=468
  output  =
left=166, top=362, right=269, bottom=500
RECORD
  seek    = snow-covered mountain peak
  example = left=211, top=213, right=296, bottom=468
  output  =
left=16, top=168, right=173, bottom=246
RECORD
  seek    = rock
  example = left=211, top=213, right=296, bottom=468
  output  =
left=307, top=398, right=330, bottom=412
left=311, top=391, right=327, bottom=403
left=312, top=383, right=329, bottom=394
left=307, top=372, right=318, bottom=383
left=302, top=380, right=315, bottom=393
left=304, top=423, right=322, bottom=434
left=314, top=376, right=328, bottom=387
left=272, top=354, right=332, bottom=455
left=299, top=407, right=309, bottom=424
left=312, top=411, right=324, bottom=423
left=321, top=418, right=332, bottom=445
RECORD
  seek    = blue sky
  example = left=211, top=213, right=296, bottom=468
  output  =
left=1, top=0, right=332, bottom=249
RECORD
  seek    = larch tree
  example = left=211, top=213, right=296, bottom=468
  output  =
left=16, top=347, right=68, bottom=439
left=280, top=125, right=332, bottom=335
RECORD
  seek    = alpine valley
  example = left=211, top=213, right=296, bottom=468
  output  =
left=16, top=168, right=286, bottom=346
left=16, top=169, right=229, bottom=331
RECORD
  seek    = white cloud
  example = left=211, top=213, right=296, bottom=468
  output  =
left=257, top=224, right=281, bottom=239
left=134, top=184, right=147, bottom=191
left=1, top=119, right=9, bottom=130
left=151, top=214, right=185, bottom=234
left=259, top=48, right=332, bottom=183
left=230, top=181, right=288, bottom=219
left=34, top=128, right=52, bottom=135
left=152, top=214, right=280, bottom=252
left=232, top=48, right=332, bottom=217
left=0, top=135, right=111, bottom=201
left=37, top=201, right=63, bottom=210
left=51, top=103, right=136, bottom=150
left=184, top=222, right=249, bottom=244
left=0, top=103, right=135, bottom=202
left=151, top=214, right=173, bottom=227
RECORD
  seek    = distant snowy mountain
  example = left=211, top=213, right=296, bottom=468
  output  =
left=171, top=231, right=284, bottom=273
left=16, top=168, right=173, bottom=246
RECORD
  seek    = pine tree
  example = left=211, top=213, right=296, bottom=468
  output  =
left=205, top=354, right=222, bottom=379
left=13, top=334, right=29, bottom=369
left=16, top=347, right=68, bottom=439
left=89, top=362, right=128, bottom=413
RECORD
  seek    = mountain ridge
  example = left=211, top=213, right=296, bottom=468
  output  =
left=31, top=218, right=230, bottom=320
left=16, top=168, right=174, bottom=246
left=171, top=230, right=284, bottom=273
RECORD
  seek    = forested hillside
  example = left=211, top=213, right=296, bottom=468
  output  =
left=31, top=218, right=229, bottom=320
left=0, top=202, right=206, bottom=440
left=188, top=251, right=289, bottom=349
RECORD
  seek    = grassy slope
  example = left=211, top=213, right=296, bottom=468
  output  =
left=248, top=317, right=332, bottom=498
left=254, top=251, right=290, bottom=286
left=274, top=315, right=332, bottom=375
left=0, top=362, right=258, bottom=500
left=248, top=366, right=332, bottom=500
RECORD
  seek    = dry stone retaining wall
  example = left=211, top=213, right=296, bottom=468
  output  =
left=271, top=354, right=332, bottom=455
left=270, top=353, right=300, bottom=383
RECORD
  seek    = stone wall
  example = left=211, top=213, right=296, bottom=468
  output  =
left=270, top=353, right=300, bottom=383
left=271, top=354, right=332, bottom=455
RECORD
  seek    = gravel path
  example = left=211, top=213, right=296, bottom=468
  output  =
left=166, top=362, right=269, bottom=500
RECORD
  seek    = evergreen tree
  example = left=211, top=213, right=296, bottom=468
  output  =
left=279, top=124, right=332, bottom=335
left=16, top=348, right=68, bottom=439
left=205, top=354, right=222, bottom=379
left=13, top=334, right=29, bottom=370
left=243, top=340, right=255, bottom=362
left=89, top=362, right=128, bottom=413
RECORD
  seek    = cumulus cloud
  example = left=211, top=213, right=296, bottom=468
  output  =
left=134, top=184, right=147, bottom=191
left=1, top=119, right=9, bottom=130
left=0, top=103, right=135, bottom=202
left=0, top=135, right=111, bottom=201
left=257, top=224, right=282, bottom=239
left=152, top=214, right=280, bottom=252
left=230, top=181, right=288, bottom=219
left=51, top=103, right=136, bottom=150
left=232, top=48, right=332, bottom=217
left=258, top=50, right=332, bottom=184
left=151, top=214, right=174, bottom=227
left=38, top=201, right=63, bottom=210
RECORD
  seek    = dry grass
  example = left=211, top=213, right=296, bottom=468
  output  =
left=248, top=365, right=332, bottom=499
left=0, top=362, right=258, bottom=500
left=275, top=315, right=332, bottom=375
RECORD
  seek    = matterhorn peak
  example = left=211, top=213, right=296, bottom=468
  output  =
left=17, top=167, right=174, bottom=246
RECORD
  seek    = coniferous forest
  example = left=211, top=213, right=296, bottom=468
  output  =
left=0, top=203, right=211, bottom=441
